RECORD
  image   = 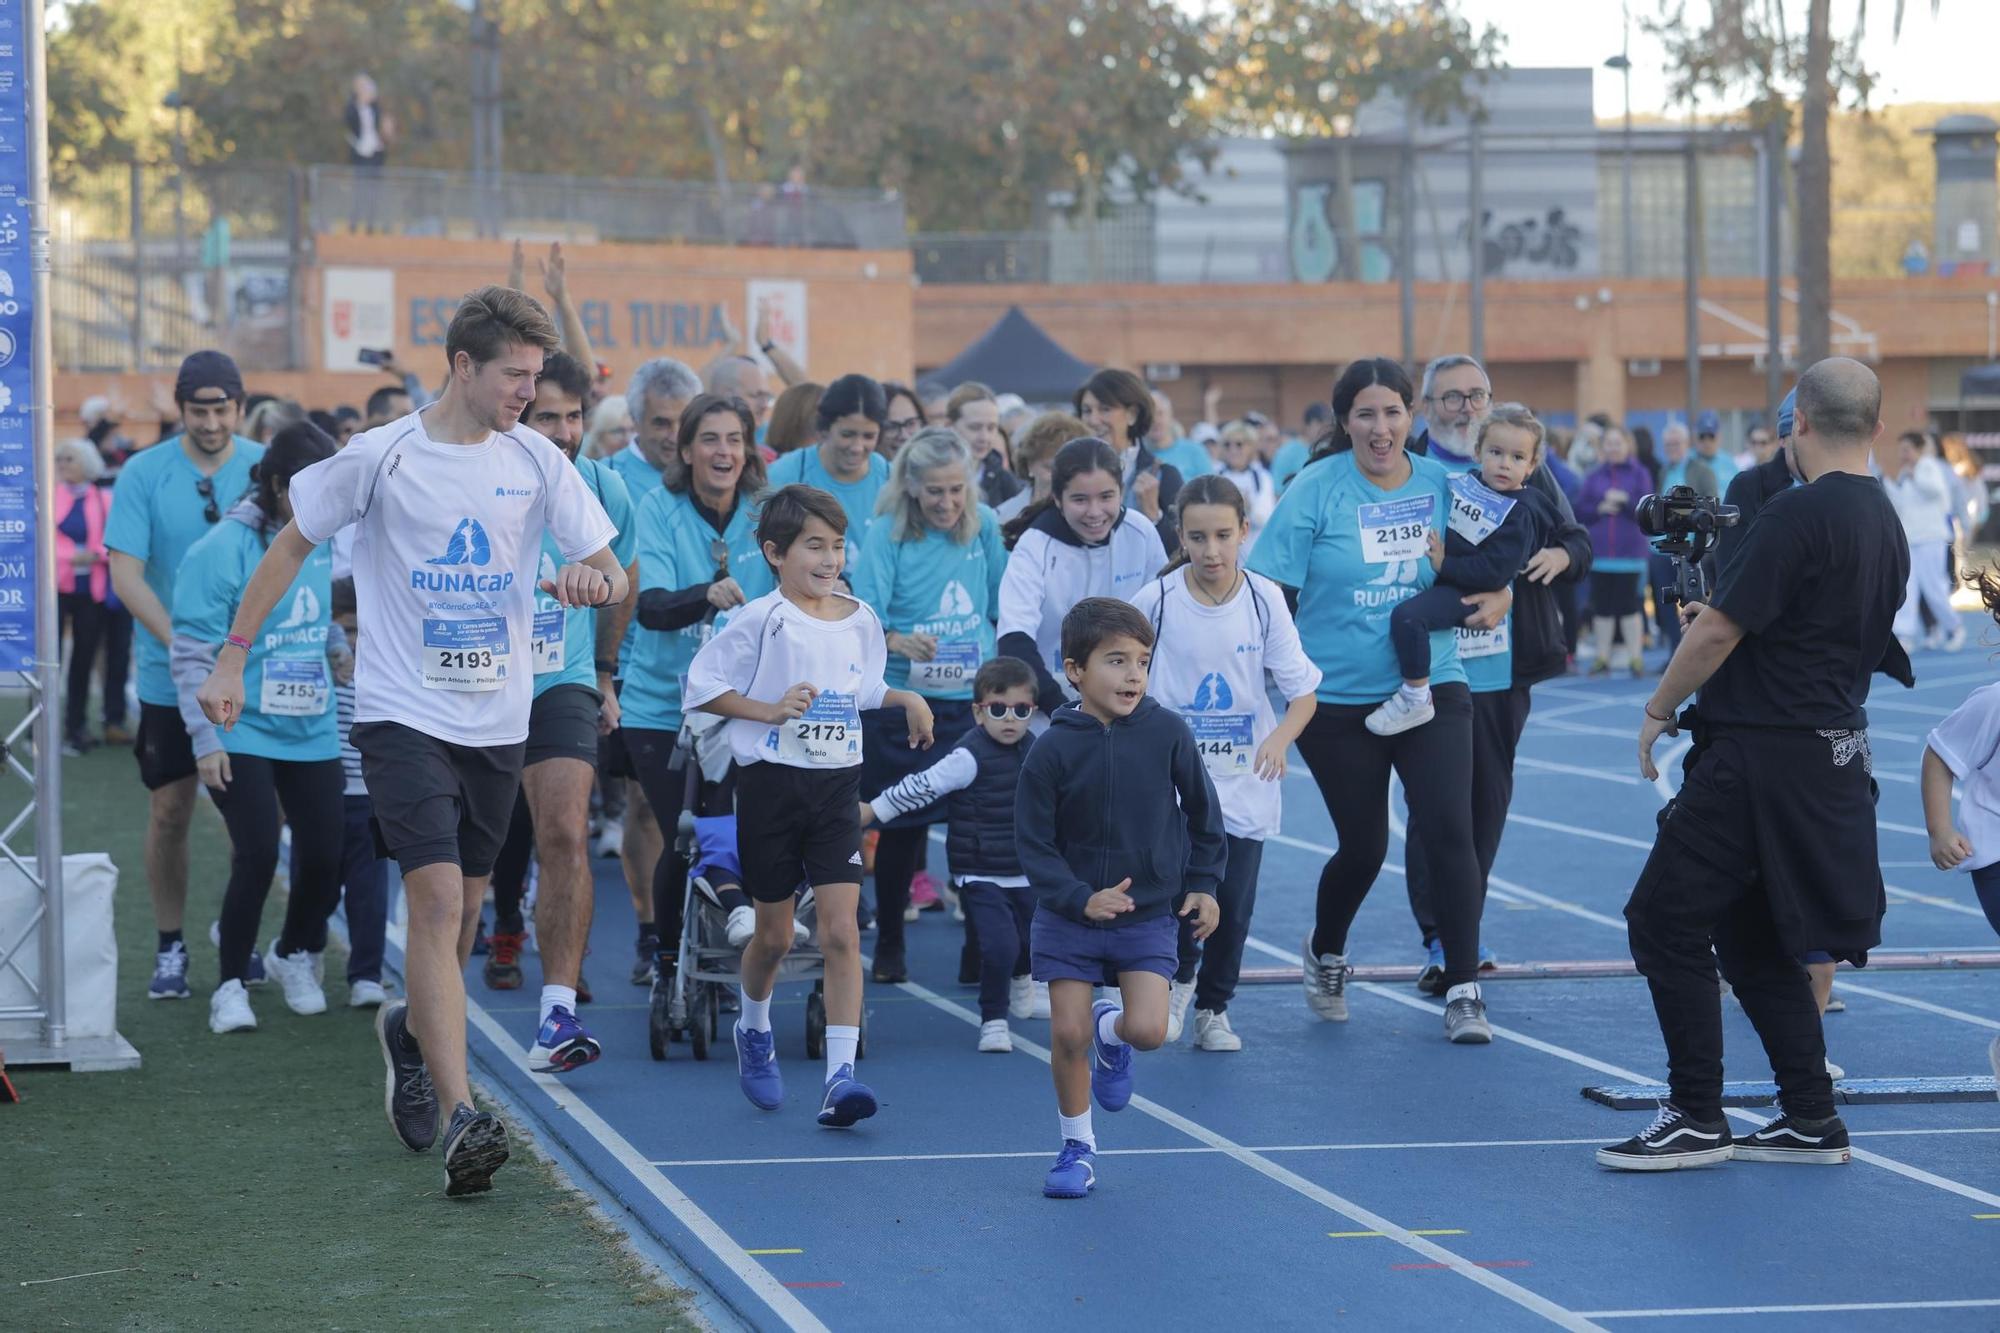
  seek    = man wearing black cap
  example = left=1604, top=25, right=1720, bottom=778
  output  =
left=106, top=350, right=265, bottom=1003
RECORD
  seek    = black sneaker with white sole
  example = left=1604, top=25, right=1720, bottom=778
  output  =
left=1733, top=1113, right=1851, bottom=1164
left=442, top=1102, right=510, bottom=1197
left=1596, top=1104, right=1734, bottom=1170
left=376, top=1001, right=438, bottom=1153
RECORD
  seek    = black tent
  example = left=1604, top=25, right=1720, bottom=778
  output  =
left=1962, top=364, right=2000, bottom=398
left=924, top=306, right=1098, bottom=404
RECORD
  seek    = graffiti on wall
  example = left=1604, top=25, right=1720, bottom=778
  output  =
left=1460, top=207, right=1585, bottom=275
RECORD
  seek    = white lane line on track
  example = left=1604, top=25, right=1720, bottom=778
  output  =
left=876, top=963, right=1606, bottom=1332
left=1242, top=934, right=2000, bottom=1211
left=647, top=1126, right=2000, bottom=1168
left=386, top=922, right=831, bottom=1333
left=1577, top=1298, right=2000, bottom=1319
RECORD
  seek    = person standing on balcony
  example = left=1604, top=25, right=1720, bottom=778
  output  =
left=344, top=73, right=394, bottom=235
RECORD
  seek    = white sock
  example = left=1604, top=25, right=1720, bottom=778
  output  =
left=1097, top=1005, right=1126, bottom=1048
left=1059, top=1110, right=1096, bottom=1150
left=740, top=987, right=772, bottom=1033
left=1399, top=682, right=1431, bottom=705
left=825, top=1025, right=859, bottom=1079
left=539, top=984, right=576, bottom=1026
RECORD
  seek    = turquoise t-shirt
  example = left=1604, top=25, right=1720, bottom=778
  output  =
left=1272, top=438, right=1312, bottom=491
left=171, top=516, right=337, bottom=762
left=1427, top=452, right=1514, bottom=695
left=1246, top=449, right=1465, bottom=705
left=619, top=488, right=771, bottom=733
left=533, top=455, right=636, bottom=698
left=764, top=446, right=890, bottom=539
left=1150, top=438, right=1215, bottom=481
left=605, top=444, right=667, bottom=671
left=605, top=443, right=666, bottom=504
left=1695, top=449, right=1739, bottom=495
left=850, top=506, right=1007, bottom=699
left=105, top=436, right=266, bottom=706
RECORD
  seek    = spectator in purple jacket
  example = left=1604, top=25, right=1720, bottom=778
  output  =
left=1578, top=426, right=1655, bottom=677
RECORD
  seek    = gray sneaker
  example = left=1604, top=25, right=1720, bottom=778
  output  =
left=1302, top=934, right=1351, bottom=1022
left=442, top=1101, right=510, bottom=1197
left=376, top=1001, right=439, bottom=1152
left=1443, top=982, right=1492, bottom=1044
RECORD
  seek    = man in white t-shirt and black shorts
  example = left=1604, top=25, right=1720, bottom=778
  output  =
left=198, top=287, right=625, bottom=1197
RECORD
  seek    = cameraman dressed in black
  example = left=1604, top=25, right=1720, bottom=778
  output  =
left=1601, top=358, right=1909, bottom=1171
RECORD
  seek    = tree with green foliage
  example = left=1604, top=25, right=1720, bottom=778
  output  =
left=1648, top=0, right=1943, bottom=366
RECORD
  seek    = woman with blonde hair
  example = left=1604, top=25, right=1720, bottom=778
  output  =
left=850, top=426, right=1007, bottom=983
left=581, top=396, right=633, bottom=460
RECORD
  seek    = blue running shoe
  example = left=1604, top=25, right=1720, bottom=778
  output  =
left=148, top=942, right=191, bottom=1000
left=528, top=1005, right=602, bottom=1073
left=1043, top=1139, right=1097, bottom=1199
left=816, top=1064, right=878, bottom=1128
left=734, top=1023, right=783, bottom=1110
left=1416, top=939, right=1445, bottom=995
left=1479, top=945, right=1499, bottom=972
left=1090, top=998, right=1134, bottom=1112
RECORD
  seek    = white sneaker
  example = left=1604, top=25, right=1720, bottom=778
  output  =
left=594, top=817, right=624, bottom=859
left=1365, top=690, right=1434, bottom=737
left=1944, top=624, right=1967, bottom=653
left=792, top=916, right=812, bottom=948
left=726, top=905, right=755, bottom=949
left=1302, top=934, right=1351, bottom=1021
left=265, top=938, right=328, bottom=1015
left=1825, top=1057, right=1845, bottom=1080
left=209, top=979, right=257, bottom=1034
left=978, top=1020, right=1013, bottom=1053
left=1029, top=979, right=1051, bottom=1020
left=1166, top=979, right=1197, bottom=1043
left=1193, top=1008, right=1242, bottom=1052
left=902, top=902, right=921, bottom=923
left=209, top=920, right=267, bottom=988
left=349, top=979, right=389, bottom=1009
left=1009, top=975, right=1035, bottom=1020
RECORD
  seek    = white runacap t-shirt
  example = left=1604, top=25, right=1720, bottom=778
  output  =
left=684, top=588, right=890, bottom=770
left=289, top=410, right=616, bottom=747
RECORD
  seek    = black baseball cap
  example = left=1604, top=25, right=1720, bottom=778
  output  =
left=174, top=350, right=245, bottom=404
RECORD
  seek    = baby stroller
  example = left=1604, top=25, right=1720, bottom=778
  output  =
left=647, top=724, right=868, bottom=1063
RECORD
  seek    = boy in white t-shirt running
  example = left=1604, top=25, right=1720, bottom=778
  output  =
left=685, top=484, right=935, bottom=1128
left=198, top=287, right=626, bottom=1197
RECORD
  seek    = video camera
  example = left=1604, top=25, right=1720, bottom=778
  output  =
left=1635, top=484, right=1739, bottom=611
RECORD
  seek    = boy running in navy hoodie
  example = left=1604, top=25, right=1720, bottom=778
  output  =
left=1017, top=597, right=1227, bottom=1199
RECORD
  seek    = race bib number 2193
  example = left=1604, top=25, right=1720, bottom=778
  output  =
left=422, top=617, right=511, bottom=692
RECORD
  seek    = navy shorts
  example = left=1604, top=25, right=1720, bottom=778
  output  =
left=1030, top=906, right=1178, bottom=985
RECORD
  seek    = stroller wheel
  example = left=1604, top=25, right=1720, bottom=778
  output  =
left=690, top=993, right=711, bottom=1060
left=805, top=985, right=826, bottom=1061
left=648, top=978, right=673, bottom=1062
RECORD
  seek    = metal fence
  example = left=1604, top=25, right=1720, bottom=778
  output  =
left=53, top=163, right=912, bottom=372
left=54, top=164, right=307, bottom=373
left=307, top=166, right=907, bottom=252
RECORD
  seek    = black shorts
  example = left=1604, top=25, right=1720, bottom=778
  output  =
left=352, top=721, right=526, bottom=878
left=526, top=683, right=603, bottom=769
left=1589, top=569, right=1644, bottom=617
left=134, top=701, right=196, bottom=790
left=735, top=760, right=862, bottom=900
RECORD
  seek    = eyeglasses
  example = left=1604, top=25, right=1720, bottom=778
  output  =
left=884, top=417, right=923, bottom=435
left=981, top=702, right=1035, bottom=721
left=195, top=477, right=219, bottom=524
left=1429, top=388, right=1491, bottom=413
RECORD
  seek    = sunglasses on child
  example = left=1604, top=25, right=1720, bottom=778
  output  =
left=981, top=702, right=1035, bottom=720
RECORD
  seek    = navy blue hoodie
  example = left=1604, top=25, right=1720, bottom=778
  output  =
left=1014, top=695, right=1227, bottom=925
